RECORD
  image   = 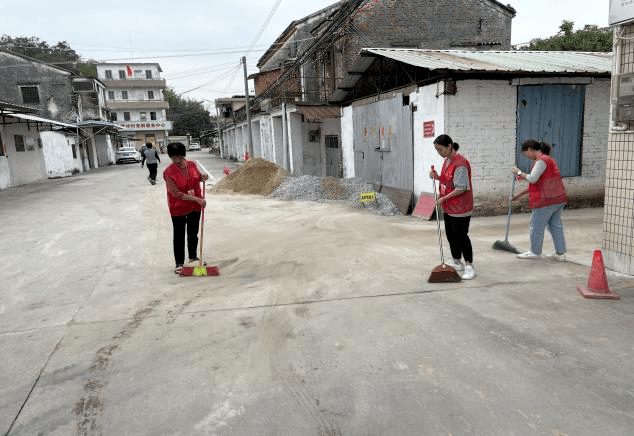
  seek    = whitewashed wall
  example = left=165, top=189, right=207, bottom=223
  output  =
left=412, top=82, right=446, bottom=199
left=41, top=131, right=76, bottom=178
left=4, top=123, right=47, bottom=187
left=445, top=78, right=610, bottom=205
left=341, top=106, right=354, bottom=178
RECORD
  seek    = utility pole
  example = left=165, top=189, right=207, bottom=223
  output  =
left=242, top=56, right=254, bottom=158
left=215, top=106, right=224, bottom=159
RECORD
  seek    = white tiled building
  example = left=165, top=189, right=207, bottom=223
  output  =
left=96, top=63, right=172, bottom=150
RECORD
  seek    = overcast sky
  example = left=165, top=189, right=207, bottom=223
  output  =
left=1, top=0, right=610, bottom=111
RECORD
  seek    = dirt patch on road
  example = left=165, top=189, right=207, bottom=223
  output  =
left=212, top=158, right=287, bottom=196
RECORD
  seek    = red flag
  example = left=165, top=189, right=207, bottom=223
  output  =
left=126, top=65, right=132, bottom=76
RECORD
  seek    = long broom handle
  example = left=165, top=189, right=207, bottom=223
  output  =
left=431, top=166, right=445, bottom=264
left=504, top=175, right=516, bottom=241
left=199, top=180, right=205, bottom=267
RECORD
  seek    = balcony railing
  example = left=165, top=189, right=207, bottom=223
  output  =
left=106, top=100, right=169, bottom=110
left=101, top=78, right=166, bottom=88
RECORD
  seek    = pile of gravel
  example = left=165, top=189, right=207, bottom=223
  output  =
left=271, top=175, right=401, bottom=216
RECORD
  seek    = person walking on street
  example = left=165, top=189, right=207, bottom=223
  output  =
left=163, top=142, right=208, bottom=274
left=142, top=142, right=161, bottom=184
left=512, top=139, right=568, bottom=261
left=429, top=134, right=476, bottom=280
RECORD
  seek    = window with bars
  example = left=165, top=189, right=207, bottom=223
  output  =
left=121, top=90, right=128, bottom=99
left=20, top=86, right=40, bottom=104
left=108, top=91, right=115, bottom=100
left=118, top=70, right=126, bottom=79
left=145, top=70, right=153, bottom=79
left=148, top=90, right=154, bottom=99
left=105, top=70, right=113, bottom=79
left=14, top=135, right=25, bottom=152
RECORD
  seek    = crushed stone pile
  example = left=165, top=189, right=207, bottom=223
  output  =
left=212, top=158, right=288, bottom=196
left=212, top=158, right=401, bottom=215
left=271, top=175, right=401, bottom=216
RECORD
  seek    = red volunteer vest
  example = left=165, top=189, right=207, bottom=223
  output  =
left=528, top=154, right=568, bottom=209
left=163, top=160, right=203, bottom=216
left=439, top=153, right=474, bottom=215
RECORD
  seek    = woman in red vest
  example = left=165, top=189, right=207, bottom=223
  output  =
left=163, top=142, right=208, bottom=273
left=429, top=134, right=475, bottom=280
left=512, top=139, right=568, bottom=261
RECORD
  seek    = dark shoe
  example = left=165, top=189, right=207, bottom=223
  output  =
left=188, top=257, right=207, bottom=266
left=174, top=264, right=183, bottom=274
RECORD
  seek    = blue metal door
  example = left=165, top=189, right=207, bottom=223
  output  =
left=516, top=85, right=585, bottom=176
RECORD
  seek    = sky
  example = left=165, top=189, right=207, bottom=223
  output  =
left=1, top=0, right=610, bottom=112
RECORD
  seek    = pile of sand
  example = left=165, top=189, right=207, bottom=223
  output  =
left=212, top=158, right=288, bottom=196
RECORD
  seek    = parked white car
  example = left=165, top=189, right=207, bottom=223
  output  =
left=116, top=147, right=142, bottom=164
left=188, top=142, right=201, bottom=151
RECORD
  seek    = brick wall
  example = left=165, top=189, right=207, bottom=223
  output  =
left=445, top=78, right=610, bottom=213
left=338, top=0, right=514, bottom=73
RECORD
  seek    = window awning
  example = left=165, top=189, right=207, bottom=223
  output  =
left=295, top=105, right=341, bottom=120
left=8, top=113, right=77, bottom=129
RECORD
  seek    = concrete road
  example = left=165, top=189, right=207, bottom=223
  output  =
left=1, top=152, right=633, bottom=436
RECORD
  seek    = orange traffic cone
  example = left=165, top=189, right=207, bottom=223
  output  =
left=576, top=250, right=620, bottom=300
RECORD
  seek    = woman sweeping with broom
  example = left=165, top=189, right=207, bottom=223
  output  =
left=429, top=134, right=476, bottom=280
left=163, top=142, right=208, bottom=274
left=511, top=139, right=568, bottom=261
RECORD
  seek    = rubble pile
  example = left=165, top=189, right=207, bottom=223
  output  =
left=271, top=175, right=401, bottom=216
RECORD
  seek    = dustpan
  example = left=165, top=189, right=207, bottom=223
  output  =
left=428, top=167, right=461, bottom=283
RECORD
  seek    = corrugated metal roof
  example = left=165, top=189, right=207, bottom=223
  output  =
left=295, top=105, right=341, bottom=119
left=331, top=49, right=613, bottom=103
left=360, top=49, right=613, bottom=74
left=9, top=113, right=77, bottom=128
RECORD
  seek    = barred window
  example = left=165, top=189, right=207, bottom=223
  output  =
left=20, top=86, right=40, bottom=104
left=14, top=135, right=25, bottom=152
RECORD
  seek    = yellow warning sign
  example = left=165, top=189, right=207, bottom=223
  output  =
left=359, top=192, right=376, bottom=203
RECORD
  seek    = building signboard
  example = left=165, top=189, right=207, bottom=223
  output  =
left=117, top=121, right=173, bottom=131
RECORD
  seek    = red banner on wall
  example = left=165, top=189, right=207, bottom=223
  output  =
left=423, top=121, right=435, bottom=138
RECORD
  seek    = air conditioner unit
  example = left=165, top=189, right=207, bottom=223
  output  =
left=615, top=73, right=634, bottom=121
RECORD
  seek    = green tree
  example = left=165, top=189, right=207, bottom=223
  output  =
left=164, top=86, right=214, bottom=137
left=0, top=35, right=96, bottom=75
left=518, top=21, right=612, bottom=52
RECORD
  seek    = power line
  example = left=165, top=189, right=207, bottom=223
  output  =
left=246, top=0, right=283, bottom=57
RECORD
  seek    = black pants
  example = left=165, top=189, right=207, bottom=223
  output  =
left=171, top=210, right=201, bottom=265
left=443, top=213, right=473, bottom=263
left=147, top=163, right=158, bottom=181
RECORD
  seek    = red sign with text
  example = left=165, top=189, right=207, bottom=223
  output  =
left=423, top=121, right=435, bottom=138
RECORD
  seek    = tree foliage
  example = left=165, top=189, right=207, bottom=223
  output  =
left=519, top=21, right=612, bottom=52
left=164, top=86, right=214, bottom=137
left=0, top=35, right=97, bottom=75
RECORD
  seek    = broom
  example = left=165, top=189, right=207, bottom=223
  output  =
left=180, top=163, right=219, bottom=277
left=428, top=167, right=462, bottom=283
left=492, top=175, right=520, bottom=253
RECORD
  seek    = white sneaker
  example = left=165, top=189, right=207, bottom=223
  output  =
left=546, top=252, right=566, bottom=262
left=445, top=258, right=465, bottom=271
left=517, top=251, right=540, bottom=259
left=462, top=265, right=475, bottom=280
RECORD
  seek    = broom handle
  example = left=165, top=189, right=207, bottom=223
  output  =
left=199, top=180, right=205, bottom=267
left=432, top=166, right=445, bottom=264
left=504, top=175, right=516, bottom=241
